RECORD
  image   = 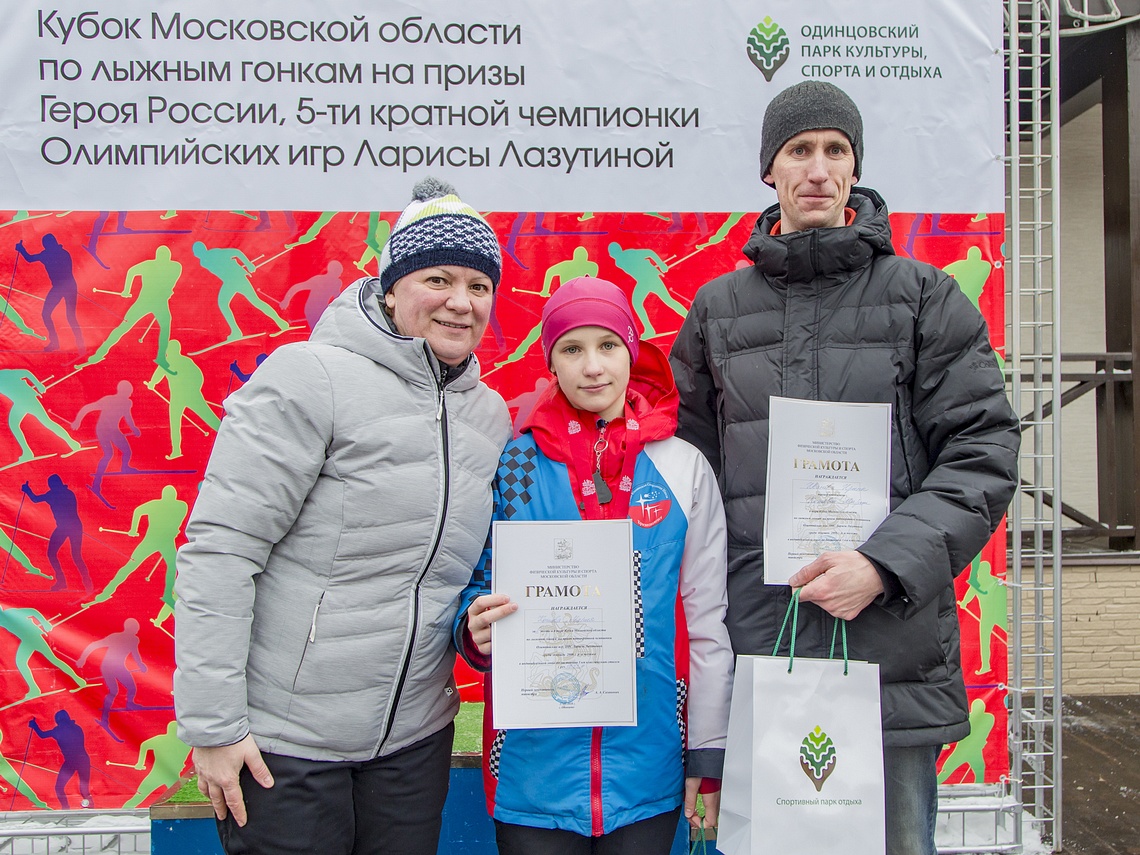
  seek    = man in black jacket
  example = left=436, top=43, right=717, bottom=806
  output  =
left=669, top=80, right=1021, bottom=855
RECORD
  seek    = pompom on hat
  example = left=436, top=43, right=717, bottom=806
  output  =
left=540, top=277, right=640, bottom=367
left=759, top=80, right=863, bottom=185
left=378, top=177, right=502, bottom=293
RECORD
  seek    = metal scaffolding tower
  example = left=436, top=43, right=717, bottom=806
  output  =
left=937, top=2, right=1064, bottom=852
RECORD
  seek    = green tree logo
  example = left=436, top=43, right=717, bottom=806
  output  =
left=800, top=726, right=837, bottom=791
left=746, top=17, right=790, bottom=82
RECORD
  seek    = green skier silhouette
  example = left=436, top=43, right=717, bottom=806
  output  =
left=0, top=292, right=47, bottom=342
left=944, top=248, right=1006, bottom=370
left=0, top=727, right=49, bottom=808
left=937, top=699, right=995, bottom=784
left=497, top=248, right=599, bottom=368
left=122, top=721, right=191, bottom=809
left=608, top=242, right=688, bottom=338
left=943, top=246, right=991, bottom=311
left=0, top=368, right=81, bottom=464
left=84, top=486, right=188, bottom=611
left=960, top=556, right=1007, bottom=675
left=516, top=247, right=598, bottom=298
left=696, top=213, right=747, bottom=249
left=0, top=605, right=87, bottom=701
left=78, top=246, right=181, bottom=372
left=192, top=242, right=288, bottom=341
left=286, top=212, right=337, bottom=248
left=145, top=341, right=221, bottom=460
left=0, top=525, right=52, bottom=581
left=354, top=213, right=392, bottom=274
left=0, top=211, right=35, bottom=229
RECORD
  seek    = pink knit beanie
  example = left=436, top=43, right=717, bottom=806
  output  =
left=540, top=277, right=640, bottom=367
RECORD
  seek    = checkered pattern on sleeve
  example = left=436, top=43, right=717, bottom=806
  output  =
left=498, top=444, right=538, bottom=520
left=471, top=528, right=493, bottom=588
left=633, top=550, right=645, bottom=658
left=488, top=729, right=506, bottom=780
left=675, top=677, right=689, bottom=749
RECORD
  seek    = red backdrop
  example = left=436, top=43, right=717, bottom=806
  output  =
left=0, top=207, right=1008, bottom=808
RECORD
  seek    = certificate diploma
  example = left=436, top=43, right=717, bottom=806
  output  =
left=763, top=397, right=891, bottom=586
left=490, top=519, right=637, bottom=729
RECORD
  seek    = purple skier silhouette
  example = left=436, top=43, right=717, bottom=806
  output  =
left=15, top=234, right=86, bottom=353
left=71, top=381, right=140, bottom=500
left=280, top=260, right=345, bottom=330
left=505, top=378, right=551, bottom=437
left=228, top=353, right=267, bottom=385
left=28, top=710, right=92, bottom=808
left=21, top=475, right=93, bottom=593
left=77, top=618, right=148, bottom=742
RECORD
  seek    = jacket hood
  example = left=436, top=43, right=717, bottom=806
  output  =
left=310, top=276, right=482, bottom=391
left=522, top=339, right=678, bottom=448
left=743, top=186, right=895, bottom=284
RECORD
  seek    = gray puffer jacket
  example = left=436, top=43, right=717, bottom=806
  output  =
left=174, top=277, right=510, bottom=761
left=670, top=188, right=1020, bottom=746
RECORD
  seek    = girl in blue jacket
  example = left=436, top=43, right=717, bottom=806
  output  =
left=456, top=276, right=733, bottom=854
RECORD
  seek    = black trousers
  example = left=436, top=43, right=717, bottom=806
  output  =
left=494, top=807, right=682, bottom=855
left=217, top=723, right=453, bottom=855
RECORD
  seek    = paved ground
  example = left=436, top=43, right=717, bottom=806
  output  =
left=1060, top=695, right=1140, bottom=854
left=0, top=695, right=1133, bottom=854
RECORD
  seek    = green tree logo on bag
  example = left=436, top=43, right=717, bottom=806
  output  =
left=800, top=726, right=837, bottom=791
left=746, top=17, right=790, bottom=82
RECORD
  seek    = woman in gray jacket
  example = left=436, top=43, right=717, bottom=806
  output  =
left=173, top=179, right=511, bottom=855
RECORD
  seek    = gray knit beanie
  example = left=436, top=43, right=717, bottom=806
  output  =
left=759, top=80, right=863, bottom=185
left=378, top=177, right=502, bottom=293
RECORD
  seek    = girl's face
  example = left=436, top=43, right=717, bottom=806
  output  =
left=549, top=326, right=631, bottom=422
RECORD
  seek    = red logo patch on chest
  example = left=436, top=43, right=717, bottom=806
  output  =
left=628, top=483, right=672, bottom=528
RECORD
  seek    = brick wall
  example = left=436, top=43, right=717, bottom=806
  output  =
left=1039, top=560, right=1140, bottom=695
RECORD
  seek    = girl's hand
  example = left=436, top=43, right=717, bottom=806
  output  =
left=466, top=593, right=518, bottom=655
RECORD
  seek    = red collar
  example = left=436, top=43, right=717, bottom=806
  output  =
left=770, top=206, right=857, bottom=235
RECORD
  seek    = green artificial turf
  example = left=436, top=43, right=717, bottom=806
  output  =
left=453, top=701, right=484, bottom=753
left=167, top=775, right=205, bottom=804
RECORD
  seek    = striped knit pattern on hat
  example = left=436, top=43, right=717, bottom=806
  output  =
left=378, top=177, right=502, bottom=293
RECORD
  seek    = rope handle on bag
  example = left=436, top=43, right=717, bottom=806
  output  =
left=771, top=589, right=802, bottom=667
left=828, top=616, right=850, bottom=676
left=772, top=588, right=850, bottom=675
left=689, top=823, right=708, bottom=854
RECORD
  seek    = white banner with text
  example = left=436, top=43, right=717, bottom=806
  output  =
left=0, top=0, right=1003, bottom=211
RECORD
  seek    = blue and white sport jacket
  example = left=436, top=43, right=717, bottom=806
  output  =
left=456, top=429, right=732, bottom=836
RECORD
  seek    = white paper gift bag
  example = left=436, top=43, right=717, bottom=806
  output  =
left=718, top=607, right=886, bottom=855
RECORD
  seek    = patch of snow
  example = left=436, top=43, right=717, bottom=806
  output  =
left=0, top=812, right=149, bottom=855
left=936, top=794, right=1054, bottom=854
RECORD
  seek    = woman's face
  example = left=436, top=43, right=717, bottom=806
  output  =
left=385, top=266, right=494, bottom=366
left=549, top=326, right=631, bottom=422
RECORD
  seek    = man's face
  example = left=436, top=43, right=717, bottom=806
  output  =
left=764, top=129, right=858, bottom=234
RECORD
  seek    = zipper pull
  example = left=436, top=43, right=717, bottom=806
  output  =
left=435, top=362, right=447, bottom=421
left=308, top=597, right=323, bottom=642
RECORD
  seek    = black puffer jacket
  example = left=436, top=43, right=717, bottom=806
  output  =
left=669, top=187, right=1020, bottom=746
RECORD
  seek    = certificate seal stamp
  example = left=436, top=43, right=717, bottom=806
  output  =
left=550, top=672, right=583, bottom=704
